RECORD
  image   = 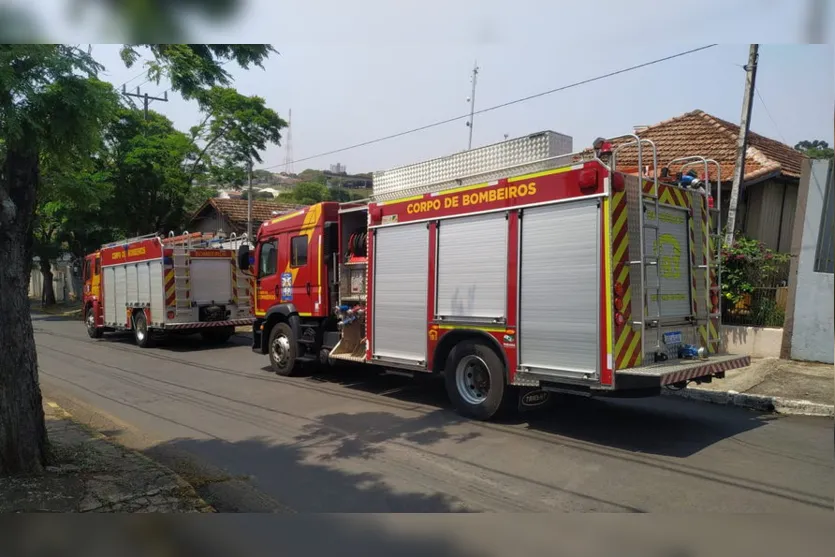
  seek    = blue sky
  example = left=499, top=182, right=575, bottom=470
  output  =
left=22, top=1, right=833, bottom=174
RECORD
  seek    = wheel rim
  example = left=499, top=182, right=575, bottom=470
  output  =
left=271, top=335, right=291, bottom=367
left=455, top=355, right=491, bottom=405
left=86, top=311, right=95, bottom=334
left=135, top=317, right=146, bottom=342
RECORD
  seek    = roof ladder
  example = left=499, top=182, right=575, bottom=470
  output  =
left=172, top=231, right=192, bottom=315
left=612, top=135, right=663, bottom=362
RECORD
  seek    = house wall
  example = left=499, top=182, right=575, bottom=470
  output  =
left=191, top=210, right=237, bottom=238
left=788, top=159, right=834, bottom=364
left=742, top=178, right=798, bottom=252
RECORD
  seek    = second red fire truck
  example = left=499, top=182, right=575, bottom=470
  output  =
left=82, top=232, right=254, bottom=347
left=237, top=131, right=750, bottom=420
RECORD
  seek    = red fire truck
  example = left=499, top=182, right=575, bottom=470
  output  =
left=83, top=232, right=254, bottom=347
left=237, top=132, right=750, bottom=420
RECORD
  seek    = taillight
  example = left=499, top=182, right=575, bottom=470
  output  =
left=615, top=312, right=626, bottom=327
left=614, top=282, right=625, bottom=298
left=614, top=297, right=623, bottom=312
left=167, top=311, right=175, bottom=319
left=708, top=195, right=715, bottom=209
left=579, top=168, right=598, bottom=190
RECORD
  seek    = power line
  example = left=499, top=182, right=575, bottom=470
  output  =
left=259, top=44, right=718, bottom=171
left=754, top=87, right=788, bottom=144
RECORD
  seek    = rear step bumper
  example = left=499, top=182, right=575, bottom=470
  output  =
left=615, top=354, right=751, bottom=389
left=164, top=318, right=255, bottom=330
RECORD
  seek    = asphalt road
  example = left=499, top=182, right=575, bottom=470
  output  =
left=33, top=313, right=833, bottom=513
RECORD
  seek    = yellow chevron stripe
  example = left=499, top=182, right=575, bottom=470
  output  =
left=622, top=331, right=642, bottom=367
left=617, top=265, right=629, bottom=285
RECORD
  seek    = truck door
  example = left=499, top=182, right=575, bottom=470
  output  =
left=282, top=231, right=317, bottom=316
left=255, top=236, right=279, bottom=317
left=84, top=253, right=101, bottom=300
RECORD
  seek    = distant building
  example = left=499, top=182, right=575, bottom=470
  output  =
left=330, top=162, right=347, bottom=174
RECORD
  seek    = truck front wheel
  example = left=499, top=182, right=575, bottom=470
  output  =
left=86, top=307, right=102, bottom=339
left=444, top=340, right=509, bottom=421
left=268, top=322, right=297, bottom=376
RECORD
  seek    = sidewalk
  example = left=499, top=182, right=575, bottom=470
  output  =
left=0, top=401, right=213, bottom=513
left=29, top=298, right=83, bottom=319
left=667, top=358, right=834, bottom=416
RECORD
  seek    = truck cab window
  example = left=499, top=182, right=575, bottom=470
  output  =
left=94, top=258, right=100, bottom=275
left=84, top=261, right=91, bottom=280
left=259, top=239, right=278, bottom=277
left=291, top=235, right=307, bottom=267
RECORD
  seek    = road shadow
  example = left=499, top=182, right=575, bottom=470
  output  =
left=98, top=330, right=251, bottom=353
left=148, top=433, right=474, bottom=513
left=280, top=364, right=770, bottom=459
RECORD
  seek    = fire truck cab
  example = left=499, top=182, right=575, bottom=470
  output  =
left=240, top=131, right=751, bottom=421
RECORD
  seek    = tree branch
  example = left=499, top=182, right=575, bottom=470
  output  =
left=187, top=122, right=234, bottom=184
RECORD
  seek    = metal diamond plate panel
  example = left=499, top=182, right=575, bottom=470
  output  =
left=372, top=131, right=573, bottom=201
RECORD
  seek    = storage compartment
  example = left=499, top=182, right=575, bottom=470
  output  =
left=190, top=258, right=233, bottom=304
left=643, top=202, right=692, bottom=320
left=436, top=212, right=507, bottom=320
left=338, top=206, right=369, bottom=304
left=103, top=266, right=116, bottom=324
left=371, top=222, right=428, bottom=363
left=518, top=199, right=600, bottom=377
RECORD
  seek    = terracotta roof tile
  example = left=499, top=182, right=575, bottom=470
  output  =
left=199, top=198, right=306, bottom=226
left=584, top=110, right=805, bottom=183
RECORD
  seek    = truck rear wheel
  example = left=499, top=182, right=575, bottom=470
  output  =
left=86, top=307, right=102, bottom=339
left=269, top=322, right=297, bottom=376
left=444, top=340, right=509, bottom=421
left=201, top=326, right=234, bottom=345
left=133, top=311, right=152, bottom=348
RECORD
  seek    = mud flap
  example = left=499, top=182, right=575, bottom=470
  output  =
left=517, top=387, right=552, bottom=413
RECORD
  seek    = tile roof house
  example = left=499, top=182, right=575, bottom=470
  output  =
left=188, top=198, right=306, bottom=240
left=598, top=109, right=807, bottom=252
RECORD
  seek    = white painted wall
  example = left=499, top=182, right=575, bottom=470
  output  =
left=791, top=159, right=834, bottom=364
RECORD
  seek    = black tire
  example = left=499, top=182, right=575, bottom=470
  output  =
left=200, top=326, right=234, bottom=345
left=268, top=322, right=297, bottom=376
left=444, top=339, right=510, bottom=421
left=85, top=307, right=102, bottom=339
left=133, top=311, right=152, bottom=348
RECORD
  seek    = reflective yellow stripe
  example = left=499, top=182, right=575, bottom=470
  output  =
left=436, top=324, right=506, bottom=333
left=602, top=197, right=613, bottom=365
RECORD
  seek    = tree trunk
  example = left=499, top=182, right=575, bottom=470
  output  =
left=39, top=258, right=56, bottom=306
left=0, top=142, right=48, bottom=475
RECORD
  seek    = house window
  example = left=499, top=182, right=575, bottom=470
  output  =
left=291, top=236, right=307, bottom=267
left=259, top=239, right=278, bottom=277
left=814, top=161, right=834, bottom=274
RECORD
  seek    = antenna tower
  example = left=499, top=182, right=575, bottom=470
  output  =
left=284, top=108, right=295, bottom=174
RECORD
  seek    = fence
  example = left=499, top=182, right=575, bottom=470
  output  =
left=721, top=257, right=791, bottom=327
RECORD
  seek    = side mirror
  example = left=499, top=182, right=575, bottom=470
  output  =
left=237, top=244, right=251, bottom=271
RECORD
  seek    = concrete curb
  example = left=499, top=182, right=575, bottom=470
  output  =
left=663, top=388, right=834, bottom=417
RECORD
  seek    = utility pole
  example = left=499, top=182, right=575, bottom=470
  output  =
left=466, top=61, right=479, bottom=150
left=246, top=159, right=253, bottom=243
left=725, top=44, right=759, bottom=246
left=807, top=0, right=827, bottom=42
left=122, top=85, right=168, bottom=120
